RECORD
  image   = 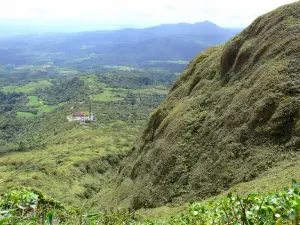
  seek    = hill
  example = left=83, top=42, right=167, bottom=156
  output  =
left=97, top=1, right=300, bottom=210
left=63, top=21, right=237, bottom=46
left=36, top=21, right=239, bottom=62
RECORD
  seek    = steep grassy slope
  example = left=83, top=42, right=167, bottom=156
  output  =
left=98, top=2, right=300, bottom=210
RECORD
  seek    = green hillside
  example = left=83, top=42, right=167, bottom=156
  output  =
left=0, top=69, right=169, bottom=207
left=96, top=1, right=300, bottom=211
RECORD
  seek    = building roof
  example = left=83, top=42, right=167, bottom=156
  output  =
left=72, top=112, right=86, bottom=117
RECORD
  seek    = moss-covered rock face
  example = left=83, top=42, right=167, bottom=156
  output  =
left=100, top=2, right=300, bottom=209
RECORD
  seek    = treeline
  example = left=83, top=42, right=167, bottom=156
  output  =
left=37, top=77, right=89, bottom=105
left=96, top=69, right=177, bottom=89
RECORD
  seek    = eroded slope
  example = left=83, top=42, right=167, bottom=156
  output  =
left=98, top=2, right=300, bottom=209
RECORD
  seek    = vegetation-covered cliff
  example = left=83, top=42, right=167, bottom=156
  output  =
left=99, top=1, right=300, bottom=210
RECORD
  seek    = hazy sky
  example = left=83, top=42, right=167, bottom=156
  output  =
left=0, top=0, right=297, bottom=28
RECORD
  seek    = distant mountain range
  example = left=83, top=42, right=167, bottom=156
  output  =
left=0, top=21, right=243, bottom=66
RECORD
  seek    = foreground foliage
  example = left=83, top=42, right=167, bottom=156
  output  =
left=0, top=181, right=299, bottom=224
left=171, top=180, right=300, bottom=225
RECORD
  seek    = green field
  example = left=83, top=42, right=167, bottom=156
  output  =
left=16, top=111, right=36, bottom=118
left=26, top=96, right=58, bottom=113
left=132, top=87, right=169, bottom=95
left=37, top=105, right=58, bottom=113
left=26, top=96, right=43, bottom=107
left=93, top=90, right=124, bottom=102
left=103, top=65, right=136, bottom=71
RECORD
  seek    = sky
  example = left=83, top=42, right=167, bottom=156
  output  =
left=0, top=0, right=298, bottom=28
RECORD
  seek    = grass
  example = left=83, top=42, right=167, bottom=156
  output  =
left=103, top=65, right=136, bottom=71
left=37, top=105, right=58, bottom=113
left=225, top=159, right=300, bottom=196
left=26, top=96, right=58, bottom=113
left=132, top=87, right=169, bottom=95
left=16, top=112, right=36, bottom=118
left=26, top=96, right=43, bottom=107
left=93, top=90, right=124, bottom=102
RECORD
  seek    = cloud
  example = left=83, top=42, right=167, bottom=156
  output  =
left=0, top=0, right=297, bottom=27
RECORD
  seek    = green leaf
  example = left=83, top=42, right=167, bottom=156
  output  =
left=227, top=192, right=233, bottom=199
left=47, top=210, right=54, bottom=225
left=268, top=205, right=276, bottom=212
left=86, top=212, right=104, bottom=218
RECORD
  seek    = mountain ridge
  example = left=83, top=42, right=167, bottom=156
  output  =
left=0, top=21, right=240, bottom=66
